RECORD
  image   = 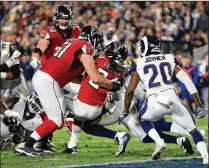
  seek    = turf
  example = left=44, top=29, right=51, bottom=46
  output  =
left=0, top=117, right=208, bottom=168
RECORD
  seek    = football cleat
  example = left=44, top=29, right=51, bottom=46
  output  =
left=62, top=146, right=77, bottom=155
left=33, top=141, right=56, bottom=153
left=115, top=132, right=130, bottom=156
left=15, top=142, right=41, bottom=156
left=152, top=140, right=166, bottom=160
left=177, top=136, right=194, bottom=155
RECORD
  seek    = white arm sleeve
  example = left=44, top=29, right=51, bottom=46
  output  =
left=176, top=69, right=197, bottom=94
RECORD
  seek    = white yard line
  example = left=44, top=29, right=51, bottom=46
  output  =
left=54, top=156, right=202, bottom=168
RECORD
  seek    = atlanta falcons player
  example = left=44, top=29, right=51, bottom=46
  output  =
left=64, top=41, right=130, bottom=155
left=30, top=5, right=80, bottom=70
left=29, top=5, right=80, bottom=150
left=15, top=26, right=122, bottom=156
left=123, top=35, right=208, bottom=164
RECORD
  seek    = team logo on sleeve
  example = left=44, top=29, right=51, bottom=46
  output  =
left=40, top=30, right=50, bottom=39
left=88, top=47, right=94, bottom=55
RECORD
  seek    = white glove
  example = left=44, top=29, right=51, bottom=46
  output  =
left=30, top=57, right=40, bottom=69
left=4, top=110, right=21, bottom=120
left=5, top=58, right=19, bottom=68
left=10, top=50, right=21, bottom=59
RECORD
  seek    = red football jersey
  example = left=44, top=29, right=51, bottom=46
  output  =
left=78, top=53, right=121, bottom=105
left=41, top=38, right=94, bottom=88
left=40, top=24, right=80, bottom=66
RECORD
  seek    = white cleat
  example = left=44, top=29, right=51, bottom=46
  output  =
left=114, top=132, right=130, bottom=156
left=152, top=140, right=166, bottom=160
left=203, top=154, right=208, bottom=165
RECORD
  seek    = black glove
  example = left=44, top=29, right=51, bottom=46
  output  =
left=195, top=104, right=206, bottom=119
left=109, top=81, right=122, bottom=92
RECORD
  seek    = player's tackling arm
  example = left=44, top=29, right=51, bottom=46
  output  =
left=124, top=71, right=140, bottom=113
left=80, top=53, right=113, bottom=89
left=174, top=65, right=201, bottom=105
left=174, top=65, right=206, bottom=118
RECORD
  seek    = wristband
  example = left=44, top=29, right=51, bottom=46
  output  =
left=32, top=47, right=43, bottom=56
left=0, top=72, right=7, bottom=79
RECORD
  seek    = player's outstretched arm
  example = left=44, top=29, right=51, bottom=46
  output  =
left=174, top=65, right=206, bottom=118
left=124, top=71, right=140, bottom=114
left=30, top=38, right=49, bottom=69
left=80, top=53, right=114, bottom=90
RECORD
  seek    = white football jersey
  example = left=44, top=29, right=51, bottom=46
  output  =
left=136, top=54, right=176, bottom=96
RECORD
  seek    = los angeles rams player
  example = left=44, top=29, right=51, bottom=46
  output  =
left=0, top=41, right=30, bottom=97
left=123, top=35, right=208, bottom=164
left=0, top=93, right=43, bottom=150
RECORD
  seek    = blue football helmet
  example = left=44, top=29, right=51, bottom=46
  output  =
left=139, top=35, right=161, bottom=57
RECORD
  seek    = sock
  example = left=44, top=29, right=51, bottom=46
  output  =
left=39, top=111, right=48, bottom=121
left=148, top=128, right=164, bottom=145
left=82, top=125, right=116, bottom=140
left=142, top=135, right=154, bottom=143
left=141, top=120, right=154, bottom=134
left=196, top=141, right=208, bottom=160
left=27, top=137, right=37, bottom=147
left=158, top=131, right=177, bottom=144
left=191, top=130, right=208, bottom=159
left=170, top=122, right=190, bottom=136
left=68, top=124, right=81, bottom=149
left=154, top=119, right=172, bottom=132
left=32, top=120, right=58, bottom=141
left=191, top=130, right=204, bottom=145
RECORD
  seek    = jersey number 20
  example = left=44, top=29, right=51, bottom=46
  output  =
left=144, top=62, right=172, bottom=88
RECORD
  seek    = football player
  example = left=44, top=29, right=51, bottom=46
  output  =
left=123, top=35, right=208, bottom=164
left=64, top=41, right=130, bottom=155
left=0, top=93, right=43, bottom=150
left=30, top=5, right=80, bottom=70
left=0, top=41, right=29, bottom=97
left=29, top=5, right=80, bottom=148
left=15, top=26, right=122, bottom=156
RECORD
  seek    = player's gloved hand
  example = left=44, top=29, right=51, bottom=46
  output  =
left=109, top=81, right=122, bottom=92
left=4, top=110, right=21, bottom=121
left=119, top=111, right=129, bottom=124
left=195, top=104, right=206, bottom=119
left=10, top=50, right=21, bottom=59
left=30, top=57, right=40, bottom=70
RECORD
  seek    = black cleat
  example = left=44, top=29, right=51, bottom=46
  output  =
left=62, top=146, right=77, bottom=155
left=15, top=143, right=41, bottom=156
left=179, top=136, right=194, bottom=155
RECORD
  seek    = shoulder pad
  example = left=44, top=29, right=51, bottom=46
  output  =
left=129, top=60, right=137, bottom=74
left=40, top=26, right=57, bottom=39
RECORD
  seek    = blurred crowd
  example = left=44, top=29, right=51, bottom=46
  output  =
left=0, top=1, right=208, bottom=112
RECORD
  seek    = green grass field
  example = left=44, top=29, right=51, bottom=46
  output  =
left=1, top=117, right=208, bottom=168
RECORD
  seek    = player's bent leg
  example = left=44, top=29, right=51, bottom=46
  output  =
left=15, top=71, right=65, bottom=156
left=172, top=95, right=208, bottom=164
left=63, top=122, right=81, bottom=154
left=140, top=98, right=168, bottom=160
left=122, top=113, right=147, bottom=142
